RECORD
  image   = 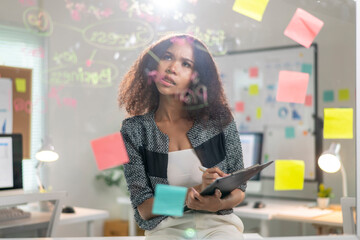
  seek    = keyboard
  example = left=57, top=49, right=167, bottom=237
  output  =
left=0, top=207, right=31, bottom=222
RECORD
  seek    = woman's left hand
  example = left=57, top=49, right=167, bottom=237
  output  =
left=186, top=187, right=223, bottom=212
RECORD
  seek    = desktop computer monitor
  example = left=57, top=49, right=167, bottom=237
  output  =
left=0, top=134, right=23, bottom=193
left=239, top=132, right=263, bottom=194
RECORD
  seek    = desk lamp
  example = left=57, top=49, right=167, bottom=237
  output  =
left=35, top=138, right=59, bottom=192
left=317, top=143, right=347, bottom=197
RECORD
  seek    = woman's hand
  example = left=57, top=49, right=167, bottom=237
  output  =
left=185, top=187, right=223, bottom=212
left=201, top=167, right=229, bottom=191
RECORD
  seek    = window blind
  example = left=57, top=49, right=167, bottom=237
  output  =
left=0, top=25, right=44, bottom=191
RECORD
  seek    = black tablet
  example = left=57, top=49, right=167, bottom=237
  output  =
left=200, top=161, right=273, bottom=198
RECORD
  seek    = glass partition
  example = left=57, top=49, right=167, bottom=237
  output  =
left=0, top=0, right=357, bottom=238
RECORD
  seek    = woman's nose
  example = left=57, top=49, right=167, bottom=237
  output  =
left=167, top=61, right=178, bottom=74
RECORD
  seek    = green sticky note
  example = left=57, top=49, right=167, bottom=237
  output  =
left=232, top=0, right=269, bottom=22
left=249, top=84, right=259, bottom=95
left=256, top=107, right=262, bottom=119
left=15, top=78, right=26, bottom=93
left=324, top=108, right=353, bottom=139
left=301, top=63, right=312, bottom=75
left=152, top=184, right=187, bottom=217
left=323, top=90, right=334, bottom=102
left=274, top=160, right=304, bottom=191
left=338, top=89, right=350, bottom=101
left=285, top=127, right=295, bottom=139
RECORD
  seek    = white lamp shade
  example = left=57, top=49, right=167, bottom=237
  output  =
left=35, top=150, right=59, bottom=162
left=318, top=153, right=341, bottom=173
left=35, top=138, right=59, bottom=162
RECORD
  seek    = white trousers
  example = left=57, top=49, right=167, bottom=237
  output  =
left=145, top=212, right=244, bottom=240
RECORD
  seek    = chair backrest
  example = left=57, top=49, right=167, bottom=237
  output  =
left=341, top=197, right=356, bottom=234
left=0, top=191, right=66, bottom=237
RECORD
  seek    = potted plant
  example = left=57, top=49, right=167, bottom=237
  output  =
left=317, top=183, right=334, bottom=209
left=96, top=165, right=129, bottom=196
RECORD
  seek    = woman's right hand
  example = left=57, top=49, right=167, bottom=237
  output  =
left=201, top=167, right=229, bottom=191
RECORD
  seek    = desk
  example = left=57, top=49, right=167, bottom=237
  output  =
left=0, top=234, right=263, bottom=240
left=0, top=235, right=359, bottom=240
left=233, top=197, right=342, bottom=237
left=0, top=207, right=109, bottom=237
left=59, top=207, right=109, bottom=236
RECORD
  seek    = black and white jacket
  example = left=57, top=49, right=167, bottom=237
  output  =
left=120, top=111, right=246, bottom=230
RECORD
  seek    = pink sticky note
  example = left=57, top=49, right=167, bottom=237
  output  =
left=276, top=71, right=309, bottom=104
left=91, top=132, right=129, bottom=170
left=249, top=67, right=258, bottom=78
left=284, top=8, right=324, bottom=48
left=305, top=95, right=312, bottom=106
left=235, top=101, right=244, bottom=112
left=86, top=59, right=93, bottom=67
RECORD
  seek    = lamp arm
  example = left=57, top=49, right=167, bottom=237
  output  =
left=35, top=162, right=45, bottom=192
left=340, top=164, right=348, bottom=197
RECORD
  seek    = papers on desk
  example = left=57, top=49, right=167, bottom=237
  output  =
left=275, top=206, right=333, bottom=218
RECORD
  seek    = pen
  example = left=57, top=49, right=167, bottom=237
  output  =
left=199, top=166, right=207, bottom=172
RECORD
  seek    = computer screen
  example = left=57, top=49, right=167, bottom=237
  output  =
left=239, top=132, right=263, bottom=181
left=0, top=134, right=23, bottom=191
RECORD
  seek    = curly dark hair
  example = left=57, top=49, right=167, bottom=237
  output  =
left=118, top=34, right=233, bottom=129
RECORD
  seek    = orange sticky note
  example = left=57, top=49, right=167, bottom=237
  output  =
left=235, top=101, right=244, bottom=112
left=274, top=160, right=305, bottom=191
left=15, top=78, right=26, bottom=93
left=91, top=132, right=129, bottom=170
left=284, top=8, right=324, bottom=48
left=232, top=0, right=269, bottom=22
left=249, top=84, right=259, bottom=95
left=276, top=71, right=309, bottom=104
left=324, top=108, right=353, bottom=139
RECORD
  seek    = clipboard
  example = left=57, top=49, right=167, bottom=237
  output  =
left=200, top=161, right=273, bottom=197
left=183, top=161, right=273, bottom=212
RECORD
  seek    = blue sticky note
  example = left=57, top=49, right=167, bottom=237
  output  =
left=323, top=90, right=334, bottom=102
left=285, top=127, right=295, bottom=139
left=152, top=184, right=187, bottom=217
left=301, top=63, right=312, bottom=75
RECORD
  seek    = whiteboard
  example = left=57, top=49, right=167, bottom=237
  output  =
left=215, top=45, right=318, bottom=180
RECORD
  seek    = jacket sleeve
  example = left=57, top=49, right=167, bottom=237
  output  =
left=121, top=118, right=154, bottom=208
left=223, top=120, right=247, bottom=192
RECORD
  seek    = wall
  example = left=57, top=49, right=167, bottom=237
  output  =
left=0, top=0, right=356, bottom=237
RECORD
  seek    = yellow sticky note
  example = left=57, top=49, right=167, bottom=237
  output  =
left=338, top=89, right=350, bottom=101
left=324, top=108, right=353, bottom=139
left=256, top=107, right=262, bottom=119
left=249, top=84, right=259, bottom=95
left=15, top=78, right=26, bottom=93
left=232, top=0, right=269, bottom=22
left=274, top=160, right=304, bottom=191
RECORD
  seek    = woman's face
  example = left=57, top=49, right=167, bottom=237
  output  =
left=154, top=40, right=195, bottom=96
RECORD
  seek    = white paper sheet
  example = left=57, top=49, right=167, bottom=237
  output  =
left=0, top=136, right=14, bottom=188
left=0, top=78, right=13, bottom=133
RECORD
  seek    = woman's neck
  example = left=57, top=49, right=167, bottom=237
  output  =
left=155, top=94, right=187, bottom=122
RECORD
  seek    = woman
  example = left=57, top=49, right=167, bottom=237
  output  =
left=118, top=34, right=246, bottom=240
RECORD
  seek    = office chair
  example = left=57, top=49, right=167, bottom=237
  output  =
left=341, top=197, right=356, bottom=234
left=0, top=191, right=66, bottom=237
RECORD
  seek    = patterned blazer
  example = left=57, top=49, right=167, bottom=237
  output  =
left=120, top=111, right=246, bottom=230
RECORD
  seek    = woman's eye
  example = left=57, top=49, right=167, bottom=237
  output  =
left=183, top=62, right=192, bottom=68
left=163, top=55, right=172, bottom=60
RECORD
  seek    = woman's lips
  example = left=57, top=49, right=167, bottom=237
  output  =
left=159, top=76, right=176, bottom=86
